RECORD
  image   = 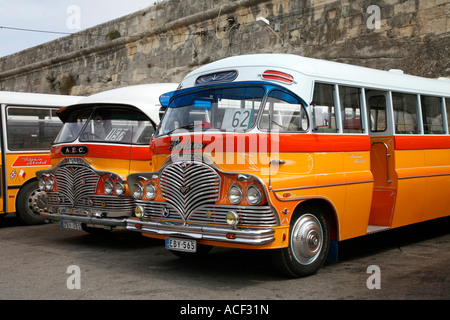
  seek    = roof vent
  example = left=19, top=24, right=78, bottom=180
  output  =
left=389, top=69, right=404, bottom=74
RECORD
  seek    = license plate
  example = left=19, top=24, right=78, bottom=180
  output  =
left=165, top=237, right=197, bottom=252
left=61, top=220, right=82, bottom=230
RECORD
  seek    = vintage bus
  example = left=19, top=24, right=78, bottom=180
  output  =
left=36, top=83, right=178, bottom=233
left=0, top=91, right=82, bottom=225
left=126, top=54, right=450, bottom=277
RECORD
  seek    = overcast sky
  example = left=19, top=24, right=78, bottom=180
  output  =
left=0, top=0, right=158, bottom=57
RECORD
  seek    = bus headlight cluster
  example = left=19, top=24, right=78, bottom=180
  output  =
left=104, top=179, right=125, bottom=196
left=228, top=184, right=262, bottom=205
left=39, top=176, right=55, bottom=192
left=132, top=182, right=157, bottom=200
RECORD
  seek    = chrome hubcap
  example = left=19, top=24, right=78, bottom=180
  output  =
left=29, top=189, right=48, bottom=214
left=291, top=214, right=323, bottom=265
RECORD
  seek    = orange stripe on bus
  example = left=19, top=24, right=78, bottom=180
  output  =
left=151, top=133, right=371, bottom=154
left=395, top=135, right=450, bottom=150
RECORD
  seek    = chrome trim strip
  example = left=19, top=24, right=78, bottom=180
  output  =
left=273, top=179, right=374, bottom=193
left=398, top=173, right=450, bottom=180
left=126, top=219, right=275, bottom=245
left=40, top=211, right=127, bottom=227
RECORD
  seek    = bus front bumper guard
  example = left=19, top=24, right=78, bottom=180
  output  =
left=126, top=219, right=275, bottom=245
left=39, top=211, right=127, bottom=227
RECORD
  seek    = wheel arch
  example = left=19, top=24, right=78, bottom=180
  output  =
left=293, top=198, right=340, bottom=241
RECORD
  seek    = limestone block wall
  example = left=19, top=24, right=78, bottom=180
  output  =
left=0, top=0, right=448, bottom=95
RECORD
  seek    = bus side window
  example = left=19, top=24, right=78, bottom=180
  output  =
left=392, top=92, right=419, bottom=134
left=339, top=86, right=363, bottom=133
left=311, top=83, right=337, bottom=133
left=6, top=107, right=62, bottom=151
left=421, top=95, right=444, bottom=134
left=366, top=90, right=387, bottom=132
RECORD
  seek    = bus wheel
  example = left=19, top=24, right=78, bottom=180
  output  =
left=271, top=205, right=330, bottom=278
left=16, top=180, right=47, bottom=225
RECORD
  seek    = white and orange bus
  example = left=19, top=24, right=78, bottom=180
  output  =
left=0, top=91, right=81, bottom=225
left=126, top=54, right=450, bottom=277
left=36, top=83, right=178, bottom=233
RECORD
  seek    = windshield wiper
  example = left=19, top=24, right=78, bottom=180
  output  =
left=163, top=123, right=196, bottom=136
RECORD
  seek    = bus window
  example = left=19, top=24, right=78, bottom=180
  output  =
left=259, top=90, right=308, bottom=132
left=392, top=92, right=419, bottom=134
left=339, top=86, right=363, bottom=133
left=55, top=108, right=92, bottom=143
left=80, top=108, right=154, bottom=144
left=6, top=107, right=62, bottom=151
left=366, top=90, right=387, bottom=132
left=311, top=83, right=337, bottom=133
left=421, top=95, right=444, bottom=134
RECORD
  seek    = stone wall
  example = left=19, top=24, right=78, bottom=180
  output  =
left=0, top=0, right=448, bottom=95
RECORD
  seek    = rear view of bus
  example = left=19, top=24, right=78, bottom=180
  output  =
left=36, top=83, right=178, bottom=233
left=0, top=91, right=81, bottom=225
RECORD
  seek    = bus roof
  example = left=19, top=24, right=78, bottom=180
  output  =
left=67, top=83, right=179, bottom=123
left=0, top=91, right=82, bottom=107
left=181, top=54, right=450, bottom=98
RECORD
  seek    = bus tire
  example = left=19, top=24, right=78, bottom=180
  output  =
left=271, top=205, right=330, bottom=278
left=16, top=180, right=47, bottom=225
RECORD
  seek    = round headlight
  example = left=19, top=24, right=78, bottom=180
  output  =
left=38, top=179, right=46, bottom=191
left=145, top=182, right=156, bottom=200
left=226, top=211, right=239, bottom=226
left=104, top=180, right=114, bottom=195
left=132, top=183, right=143, bottom=200
left=228, top=184, right=243, bottom=204
left=45, top=177, right=54, bottom=191
left=115, top=181, right=125, bottom=196
left=247, top=185, right=262, bottom=205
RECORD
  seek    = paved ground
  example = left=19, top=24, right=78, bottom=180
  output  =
left=0, top=213, right=449, bottom=304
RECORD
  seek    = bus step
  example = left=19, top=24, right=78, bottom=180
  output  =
left=366, top=225, right=391, bottom=234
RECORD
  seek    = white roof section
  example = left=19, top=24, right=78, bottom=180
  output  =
left=181, top=54, right=450, bottom=98
left=77, top=83, right=179, bottom=122
left=0, top=91, right=82, bottom=107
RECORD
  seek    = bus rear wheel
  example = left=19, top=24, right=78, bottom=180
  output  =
left=16, top=180, right=47, bottom=225
left=271, top=205, right=330, bottom=278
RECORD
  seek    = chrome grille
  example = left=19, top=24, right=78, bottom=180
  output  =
left=136, top=201, right=278, bottom=227
left=47, top=160, right=134, bottom=216
left=52, top=164, right=99, bottom=206
left=159, top=161, right=221, bottom=220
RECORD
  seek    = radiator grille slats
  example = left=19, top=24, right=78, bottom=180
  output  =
left=47, top=161, right=133, bottom=215
left=159, top=162, right=221, bottom=220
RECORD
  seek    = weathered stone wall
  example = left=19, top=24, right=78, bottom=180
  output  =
left=0, top=0, right=448, bottom=95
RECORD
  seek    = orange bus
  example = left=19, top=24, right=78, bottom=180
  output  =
left=126, top=54, right=450, bottom=277
left=36, top=83, right=178, bottom=233
left=0, top=91, right=81, bottom=225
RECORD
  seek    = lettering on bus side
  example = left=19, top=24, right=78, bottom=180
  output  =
left=61, top=146, right=89, bottom=156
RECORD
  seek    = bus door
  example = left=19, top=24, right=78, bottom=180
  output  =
left=366, top=90, right=396, bottom=229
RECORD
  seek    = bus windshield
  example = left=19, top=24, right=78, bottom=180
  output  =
left=156, top=86, right=265, bottom=136
left=55, top=106, right=155, bottom=145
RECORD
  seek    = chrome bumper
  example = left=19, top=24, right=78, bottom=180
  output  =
left=40, top=211, right=127, bottom=227
left=126, top=219, right=275, bottom=245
